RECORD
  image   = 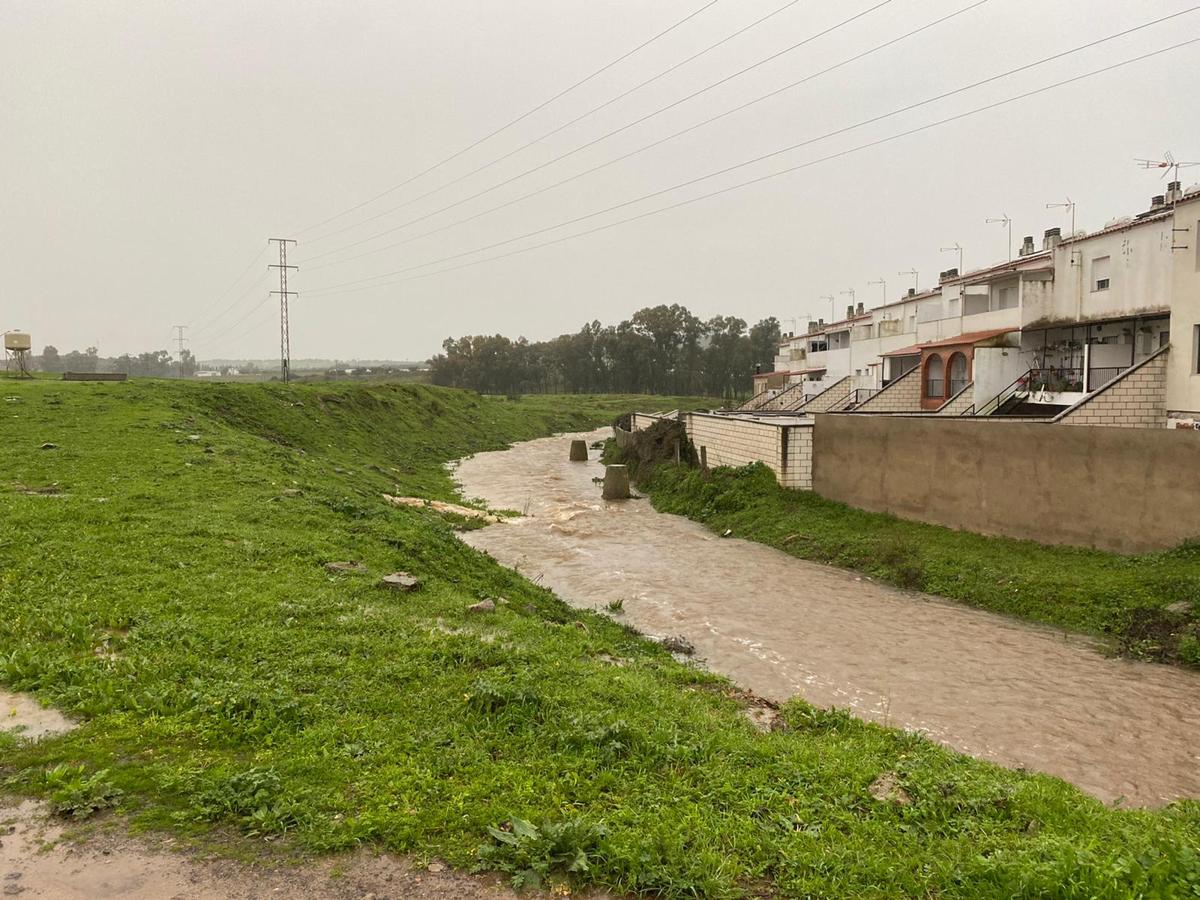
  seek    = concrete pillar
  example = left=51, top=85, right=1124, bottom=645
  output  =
left=569, top=439, right=589, bottom=462
left=602, top=465, right=631, bottom=500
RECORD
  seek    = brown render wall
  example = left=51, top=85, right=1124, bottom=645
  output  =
left=853, top=364, right=923, bottom=412
left=812, top=413, right=1200, bottom=553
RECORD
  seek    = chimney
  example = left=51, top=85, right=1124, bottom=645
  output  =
left=846, top=304, right=854, bottom=320
left=1019, top=235, right=1035, bottom=257
left=817, top=318, right=825, bottom=329
left=907, top=287, right=916, bottom=297
left=1167, top=181, right=1183, bottom=203
left=939, top=268, right=958, bottom=282
left=807, top=320, right=817, bottom=334
left=856, top=301, right=865, bottom=316
left=1043, top=227, right=1062, bottom=251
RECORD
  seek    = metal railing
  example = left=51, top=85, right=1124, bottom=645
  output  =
left=976, top=369, right=1033, bottom=417
left=959, top=404, right=976, bottom=416
left=949, top=378, right=969, bottom=397
left=926, top=378, right=945, bottom=398
left=1087, top=366, right=1126, bottom=391
left=851, top=387, right=878, bottom=406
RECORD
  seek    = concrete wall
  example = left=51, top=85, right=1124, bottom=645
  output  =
left=685, top=413, right=812, bottom=490
left=812, top=413, right=1200, bottom=553
left=1166, top=194, right=1200, bottom=419
left=1056, top=347, right=1168, bottom=428
left=853, top=364, right=923, bottom=412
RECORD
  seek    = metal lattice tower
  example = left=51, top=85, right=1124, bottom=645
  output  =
left=268, top=238, right=298, bottom=383
left=171, top=324, right=188, bottom=378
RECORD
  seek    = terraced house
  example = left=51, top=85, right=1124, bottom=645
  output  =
left=747, top=183, right=1200, bottom=428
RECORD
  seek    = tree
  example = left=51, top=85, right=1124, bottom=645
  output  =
left=40, top=345, right=62, bottom=372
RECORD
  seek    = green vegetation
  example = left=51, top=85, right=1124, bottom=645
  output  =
left=620, top=453, right=1200, bottom=666
left=1, top=378, right=1199, bottom=896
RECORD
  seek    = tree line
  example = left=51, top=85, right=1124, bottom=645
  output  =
left=37, top=346, right=197, bottom=378
left=429, top=305, right=780, bottom=399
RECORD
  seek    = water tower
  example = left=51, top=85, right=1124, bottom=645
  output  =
left=4, top=331, right=33, bottom=377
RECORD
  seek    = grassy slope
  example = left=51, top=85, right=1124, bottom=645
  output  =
left=621, top=453, right=1200, bottom=666
left=0, top=379, right=1197, bottom=898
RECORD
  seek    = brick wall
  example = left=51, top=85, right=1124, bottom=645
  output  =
left=759, top=382, right=808, bottom=411
left=937, top=382, right=975, bottom=416
left=802, top=377, right=852, bottom=413
left=684, top=413, right=812, bottom=489
left=1057, top=348, right=1168, bottom=429
left=853, top=365, right=923, bottom=412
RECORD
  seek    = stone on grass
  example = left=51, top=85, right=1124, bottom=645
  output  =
left=325, top=561, right=368, bottom=574
left=661, top=635, right=695, bottom=655
left=38, top=442, right=58, bottom=450
left=379, top=572, right=421, bottom=592
left=468, top=599, right=496, bottom=614
left=868, top=772, right=912, bottom=806
left=1166, top=601, right=1193, bottom=616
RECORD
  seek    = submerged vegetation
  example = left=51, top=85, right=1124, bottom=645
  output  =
left=1, top=379, right=1199, bottom=896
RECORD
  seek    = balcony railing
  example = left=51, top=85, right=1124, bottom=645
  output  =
left=948, top=378, right=969, bottom=397
left=925, top=378, right=945, bottom=398
left=1087, top=366, right=1126, bottom=391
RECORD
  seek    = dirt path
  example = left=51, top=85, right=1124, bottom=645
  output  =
left=455, top=429, right=1200, bottom=807
left=0, top=797, right=521, bottom=900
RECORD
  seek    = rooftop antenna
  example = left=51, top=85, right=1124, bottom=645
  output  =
left=819, top=295, right=834, bottom=324
left=840, top=288, right=856, bottom=319
left=986, top=213, right=1013, bottom=261
left=1136, top=151, right=1200, bottom=209
left=898, top=269, right=918, bottom=293
left=940, top=243, right=963, bottom=275
left=1046, top=197, right=1076, bottom=235
left=867, top=278, right=886, bottom=305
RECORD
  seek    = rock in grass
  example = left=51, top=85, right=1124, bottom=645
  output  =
left=380, top=572, right=420, bottom=592
left=661, top=635, right=695, bottom=655
left=868, top=772, right=912, bottom=806
left=325, top=561, right=368, bottom=574
left=468, top=599, right=496, bottom=614
left=39, top=442, right=58, bottom=450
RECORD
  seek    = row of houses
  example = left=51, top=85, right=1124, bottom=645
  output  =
left=747, top=182, right=1200, bottom=428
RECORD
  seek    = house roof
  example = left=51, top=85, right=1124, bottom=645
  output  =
left=880, top=327, right=1017, bottom=357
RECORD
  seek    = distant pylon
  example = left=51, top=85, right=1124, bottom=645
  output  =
left=268, top=239, right=298, bottom=383
left=171, top=324, right=188, bottom=378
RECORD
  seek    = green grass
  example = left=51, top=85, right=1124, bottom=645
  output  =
left=1, top=378, right=1199, bottom=896
left=618, top=452, right=1200, bottom=667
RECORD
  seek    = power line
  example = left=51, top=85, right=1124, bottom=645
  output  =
left=302, top=37, right=1200, bottom=299
left=190, top=267, right=271, bottom=338
left=292, top=0, right=725, bottom=238
left=192, top=294, right=274, bottom=349
left=302, top=0, right=894, bottom=257
left=306, top=15, right=1199, bottom=294
left=194, top=244, right=267, bottom=317
left=304, top=0, right=992, bottom=274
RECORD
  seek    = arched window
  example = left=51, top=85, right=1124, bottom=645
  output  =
left=924, top=354, right=945, bottom=399
left=948, top=353, right=969, bottom=396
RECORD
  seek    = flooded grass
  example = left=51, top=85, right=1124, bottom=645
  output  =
left=0, top=380, right=1198, bottom=896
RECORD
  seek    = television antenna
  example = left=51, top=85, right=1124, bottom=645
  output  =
left=986, top=213, right=1012, bottom=261
left=898, top=269, right=918, bottom=293
left=819, top=295, right=834, bottom=324
left=1135, top=151, right=1200, bottom=190
left=1046, top=197, right=1076, bottom=235
left=867, top=278, right=887, bottom=304
left=940, top=243, right=963, bottom=275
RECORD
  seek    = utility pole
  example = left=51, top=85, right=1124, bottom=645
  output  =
left=171, top=325, right=188, bottom=378
left=268, top=238, right=298, bottom=383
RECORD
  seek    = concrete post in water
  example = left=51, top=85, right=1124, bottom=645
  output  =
left=569, top=439, right=589, bottom=462
left=602, top=464, right=631, bottom=500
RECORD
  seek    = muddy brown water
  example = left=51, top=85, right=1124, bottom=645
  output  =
left=455, top=429, right=1200, bottom=807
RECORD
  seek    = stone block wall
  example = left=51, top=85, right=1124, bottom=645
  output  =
left=937, top=383, right=975, bottom=416
left=802, top=377, right=852, bottom=413
left=685, top=413, right=813, bottom=489
left=1057, top=348, right=1168, bottom=429
left=853, top=365, right=923, bottom=412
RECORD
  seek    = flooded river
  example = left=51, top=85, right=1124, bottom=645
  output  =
left=455, top=429, right=1200, bottom=807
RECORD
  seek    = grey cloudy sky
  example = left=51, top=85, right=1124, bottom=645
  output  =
left=4, top=0, right=1199, bottom=362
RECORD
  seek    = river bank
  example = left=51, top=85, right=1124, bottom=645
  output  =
left=455, top=428, right=1200, bottom=807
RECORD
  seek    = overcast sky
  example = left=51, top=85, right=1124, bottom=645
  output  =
left=4, top=0, right=1199, bottom=362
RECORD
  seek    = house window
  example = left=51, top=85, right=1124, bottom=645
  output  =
left=925, top=354, right=945, bottom=399
left=1092, top=256, right=1110, bottom=292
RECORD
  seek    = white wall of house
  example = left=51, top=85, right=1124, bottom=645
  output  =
left=1027, top=214, right=1174, bottom=328
left=972, top=347, right=1029, bottom=408
left=1166, top=193, right=1200, bottom=418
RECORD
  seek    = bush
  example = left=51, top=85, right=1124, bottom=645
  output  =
left=478, top=817, right=605, bottom=890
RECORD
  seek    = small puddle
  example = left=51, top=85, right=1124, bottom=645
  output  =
left=1, top=691, right=75, bottom=741
left=455, top=429, right=1200, bottom=807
